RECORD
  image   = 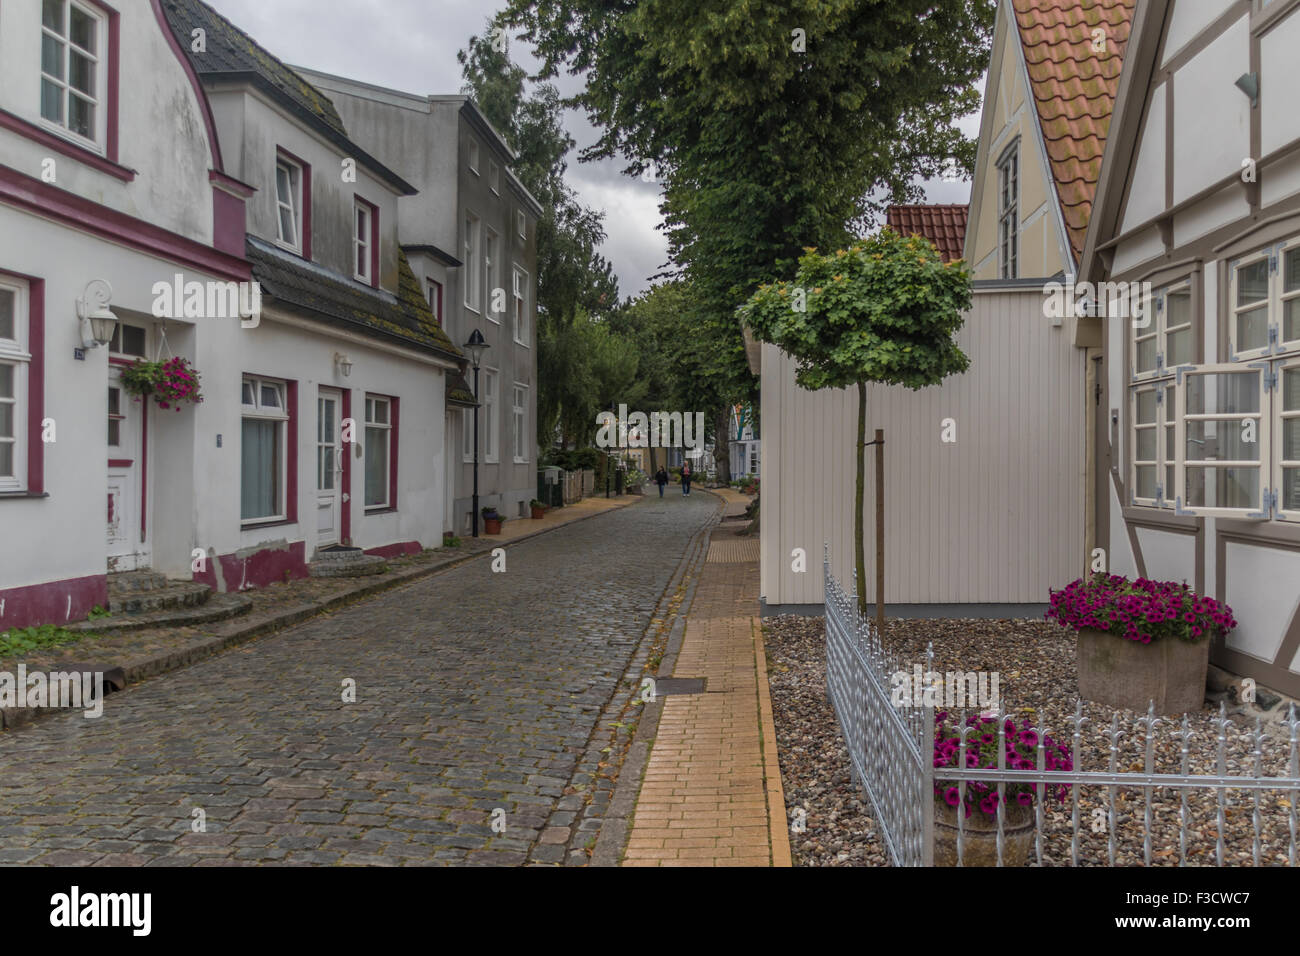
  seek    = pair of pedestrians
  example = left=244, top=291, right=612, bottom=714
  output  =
left=654, top=463, right=694, bottom=497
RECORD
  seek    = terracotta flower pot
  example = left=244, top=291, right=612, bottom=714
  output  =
left=1076, top=627, right=1210, bottom=715
left=531, top=506, right=546, bottom=519
left=484, top=518, right=502, bottom=534
left=933, top=800, right=1034, bottom=867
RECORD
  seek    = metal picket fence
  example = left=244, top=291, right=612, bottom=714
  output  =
left=823, top=547, right=1300, bottom=866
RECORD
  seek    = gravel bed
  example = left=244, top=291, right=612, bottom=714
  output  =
left=764, top=615, right=1298, bottom=867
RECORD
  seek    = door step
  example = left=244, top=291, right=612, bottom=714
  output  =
left=107, top=580, right=211, bottom=615
left=70, top=593, right=253, bottom=634
left=309, top=546, right=389, bottom=578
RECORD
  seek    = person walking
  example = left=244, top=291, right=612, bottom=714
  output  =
left=681, top=460, right=692, bottom=496
left=655, top=466, right=669, bottom=498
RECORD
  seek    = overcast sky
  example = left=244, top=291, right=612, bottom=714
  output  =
left=206, top=0, right=982, bottom=299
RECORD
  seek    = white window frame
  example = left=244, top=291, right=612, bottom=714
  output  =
left=512, top=383, right=528, bottom=463
left=463, top=211, right=481, bottom=312
left=427, top=278, right=443, bottom=326
left=489, top=160, right=500, bottom=195
left=0, top=279, right=31, bottom=492
left=1276, top=236, right=1300, bottom=354
left=1131, top=282, right=1192, bottom=380
left=274, top=157, right=303, bottom=253
left=462, top=405, right=475, bottom=462
left=1228, top=246, right=1275, bottom=361
left=468, top=137, right=480, bottom=175
left=353, top=199, right=372, bottom=284
left=1276, top=359, right=1300, bottom=521
left=512, top=265, right=529, bottom=346
left=517, top=209, right=526, bottom=240
left=485, top=228, right=501, bottom=323
left=1129, top=381, right=1176, bottom=509
left=240, top=376, right=289, bottom=525
left=39, top=0, right=107, bottom=149
left=997, top=144, right=1018, bottom=280
left=483, top=369, right=499, bottom=463
left=1172, top=363, right=1269, bottom=519
left=364, top=395, right=392, bottom=510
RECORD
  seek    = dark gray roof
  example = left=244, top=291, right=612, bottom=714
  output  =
left=246, top=237, right=462, bottom=363
left=160, top=0, right=417, bottom=195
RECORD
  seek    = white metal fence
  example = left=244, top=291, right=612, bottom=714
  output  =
left=823, top=548, right=1300, bottom=866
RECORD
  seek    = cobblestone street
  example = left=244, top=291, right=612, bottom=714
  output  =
left=0, top=493, right=716, bottom=866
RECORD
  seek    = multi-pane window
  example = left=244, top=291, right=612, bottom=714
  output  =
left=485, top=228, right=500, bottom=322
left=463, top=211, right=481, bottom=311
left=462, top=405, right=475, bottom=462
left=108, top=323, right=146, bottom=357
left=354, top=199, right=372, bottom=284
left=483, top=370, right=498, bottom=463
left=316, top=396, right=336, bottom=494
left=1175, top=366, right=1266, bottom=515
left=275, top=158, right=303, bottom=252
left=997, top=145, right=1018, bottom=279
left=107, top=386, right=123, bottom=448
left=427, top=279, right=443, bottom=326
left=0, top=281, right=29, bottom=491
left=512, top=266, right=529, bottom=346
left=241, top=377, right=288, bottom=522
left=512, top=384, right=528, bottom=463
left=1132, top=283, right=1191, bottom=379
left=1279, top=363, right=1300, bottom=515
left=1130, top=382, right=1176, bottom=507
left=40, top=0, right=103, bottom=143
left=364, top=396, right=392, bottom=509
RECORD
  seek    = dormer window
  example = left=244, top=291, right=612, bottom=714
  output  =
left=354, top=198, right=376, bottom=285
left=275, top=156, right=303, bottom=252
left=40, top=0, right=106, bottom=145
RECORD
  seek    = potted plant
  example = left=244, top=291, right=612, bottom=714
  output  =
left=481, top=507, right=503, bottom=535
left=1046, top=574, right=1236, bottom=715
left=529, top=499, right=547, bottom=519
left=118, top=356, right=204, bottom=411
left=932, top=711, right=1073, bottom=866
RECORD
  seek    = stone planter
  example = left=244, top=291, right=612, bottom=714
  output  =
left=933, top=801, right=1033, bottom=867
left=1076, top=627, right=1210, bottom=715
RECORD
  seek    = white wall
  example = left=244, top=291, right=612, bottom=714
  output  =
left=761, top=288, right=1087, bottom=607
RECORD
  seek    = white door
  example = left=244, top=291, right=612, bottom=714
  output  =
left=107, top=369, right=150, bottom=571
left=316, top=389, right=342, bottom=546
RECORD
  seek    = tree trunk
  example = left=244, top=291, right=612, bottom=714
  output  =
left=713, top=407, right=732, bottom=484
left=855, top=382, right=868, bottom=618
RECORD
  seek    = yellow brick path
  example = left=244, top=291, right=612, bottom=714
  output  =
left=622, top=495, right=791, bottom=867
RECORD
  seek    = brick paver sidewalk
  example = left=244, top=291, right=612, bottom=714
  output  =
left=621, top=492, right=791, bottom=867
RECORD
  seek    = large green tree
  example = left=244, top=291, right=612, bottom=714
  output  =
left=459, top=28, right=620, bottom=449
left=497, top=0, right=993, bottom=479
left=741, top=232, right=973, bottom=617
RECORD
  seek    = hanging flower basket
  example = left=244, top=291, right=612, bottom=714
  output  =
left=118, top=357, right=204, bottom=411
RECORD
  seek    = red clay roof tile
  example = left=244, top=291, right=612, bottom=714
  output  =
left=1012, top=0, right=1135, bottom=259
left=886, top=204, right=969, bottom=263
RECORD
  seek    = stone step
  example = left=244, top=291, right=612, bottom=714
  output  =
left=106, top=570, right=169, bottom=595
left=312, top=546, right=366, bottom=562
left=108, top=581, right=211, bottom=615
left=309, top=554, right=389, bottom=578
left=70, top=592, right=253, bottom=634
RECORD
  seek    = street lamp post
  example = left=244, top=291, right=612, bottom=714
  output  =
left=464, top=329, right=489, bottom=538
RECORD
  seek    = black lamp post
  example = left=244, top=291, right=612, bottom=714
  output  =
left=464, top=328, right=489, bottom=537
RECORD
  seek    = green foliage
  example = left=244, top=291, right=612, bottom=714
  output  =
left=498, top=0, right=993, bottom=465
left=741, top=232, right=974, bottom=392
left=0, top=625, right=87, bottom=658
left=86, top=605, right=111, bottom=620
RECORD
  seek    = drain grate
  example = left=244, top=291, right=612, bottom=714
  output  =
left=652, top=677, right=707, bottom=696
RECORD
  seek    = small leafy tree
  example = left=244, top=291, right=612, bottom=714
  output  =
left=740, top=231, right=973, bottom=616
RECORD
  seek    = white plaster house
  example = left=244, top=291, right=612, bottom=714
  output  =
left=295, top=70, right=543, bottom=533
left=0, top=0, right=252, bottom=626
left=1080, top=0, right=1300, bottom=697
left=0, top=0, right=464, bottom=628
